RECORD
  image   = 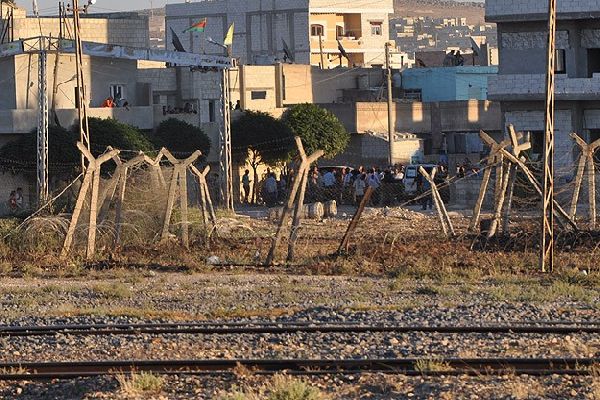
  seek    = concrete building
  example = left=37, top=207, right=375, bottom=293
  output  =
left=1, top=5, right=149, bottom=48
left=486, top=0, right=600, bottom=178
left=400, top=66, right=498, bottom=102
left=165, top=0, right=394, bottom=68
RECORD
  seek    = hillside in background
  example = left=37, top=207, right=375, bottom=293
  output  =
left=393, top=0, right=486, bottom=24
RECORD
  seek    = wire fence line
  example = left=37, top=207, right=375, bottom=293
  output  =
left=1, top=130, right=600, bottom=269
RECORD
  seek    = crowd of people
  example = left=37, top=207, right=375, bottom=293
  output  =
left=101, top=94, right=130, bottom=109
left=244, top=163, right=456, bottom=210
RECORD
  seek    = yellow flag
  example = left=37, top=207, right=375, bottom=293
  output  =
left=224, top=23, right=235, bottom=46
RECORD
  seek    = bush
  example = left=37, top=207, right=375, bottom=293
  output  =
left=0, top=125, right=79, bottom=168
left=153, top=118, right=211, bottom=155
left=0, top=118, right=154, bottom=168
left=282, top=103, right=349, bottom=159
left=86, top=117, right=154, bottom=154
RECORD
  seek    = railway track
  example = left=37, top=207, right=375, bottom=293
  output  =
left=0, top=357, right=597, bottom=380
left=0, top=322, right=598, bottom=337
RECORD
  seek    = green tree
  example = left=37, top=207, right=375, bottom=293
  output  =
left=153, top=118, right=211, bottom=155
left=0, top=125, right=79, bottom=169
left=0, top=118, right=154, bottom=169
left=231, top=110, right=294, bottom=203
left=282, top=103, right=349, bottom=159
left=86, top=117, right=154, bottom=153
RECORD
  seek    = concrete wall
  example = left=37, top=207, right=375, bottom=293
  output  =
left=166, top=0, right=311, bottom=65
left=7, top=8, right=149, bottom=48
left=486, top=0, right=600, bottom=22
left=9, top=54, right=143, bottom=111
left=328, top=133, right=424, bottom=167
left=354, top=101, right=501, bottom=133
left=401, top=66, right=497, bottom=102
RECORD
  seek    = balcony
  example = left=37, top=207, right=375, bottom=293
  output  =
left=486, top=0, right=600, bottom=22
left=488, top=74, right=600, bottom=101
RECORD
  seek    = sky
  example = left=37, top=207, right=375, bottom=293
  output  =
left=20, top=0, right=172, bottom=14
left=22, top=0, right=484, bottom=14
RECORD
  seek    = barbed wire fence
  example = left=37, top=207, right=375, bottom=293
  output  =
left=1, top=130, right=600, bottom=274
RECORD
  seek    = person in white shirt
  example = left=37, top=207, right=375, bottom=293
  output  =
left=353, top=174, right=367, bottom=205
left=264, top=173, right=278, bottom=207
left=322, top=169, right=336, bottom=201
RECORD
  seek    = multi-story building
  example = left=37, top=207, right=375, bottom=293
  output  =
left=486, top=0, right=600, bottom=176
left=165, top=0, right=393, bottom=68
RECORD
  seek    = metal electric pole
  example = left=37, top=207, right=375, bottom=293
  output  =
left=70, top=0, right=91, bottom=169
left=220, top=69, right=234, bottom=211
left=385, top=42, right=394, bottom=167
left=37, top=41, right=49, bottom=205
left=541, top=0, right=557, bottom=273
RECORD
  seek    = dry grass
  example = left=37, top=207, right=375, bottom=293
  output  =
left=504, top=379, right=546, bottom=400
left=414, top=359, right=453, bottom=373
left=116, top=370, right=164, bottom=396
left=220, top=374, right=325, bottom=400
left=590, top=364, right=600, bottom=400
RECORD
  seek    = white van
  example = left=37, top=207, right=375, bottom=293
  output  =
left=403, top=164, right=437, bottom=194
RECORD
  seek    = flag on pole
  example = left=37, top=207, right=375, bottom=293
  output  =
left=32, top=0, right=39, bottom=17
left=183, top=18, right=207, bottom=34
left=223, top=23, right=234, bottom=46
left=337, top=39, right=350, bottom=60
left=170, top=27, right=187, bottom=52
left=282, top=38, right=295, bottom=63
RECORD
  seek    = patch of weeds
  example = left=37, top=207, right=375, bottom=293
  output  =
left=220, top=374, right=325, bottom=400
left=91, top=282, right=133, bottom=299
left=414, top=358, right=453, bottom=373
left=503, top=378, right=546, bottom=400
left=415, top=284, right=457, bottom=297
left=116, top=370, right=164, bottom=396
left=21, top=264, right=45, bottom=278
left=0, top=365, right=28, bottom=375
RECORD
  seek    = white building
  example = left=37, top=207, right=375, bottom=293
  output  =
left=165, top=0, right=394, bottom=68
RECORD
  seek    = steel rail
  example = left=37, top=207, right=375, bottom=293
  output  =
left=0, top=323, right=599, bottom=337
left=0, top=358, right=596, bottom=380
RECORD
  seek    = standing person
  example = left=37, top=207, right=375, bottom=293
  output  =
left=8, top=191, right=17, bottom=214
left=367, top=168, right=381, bottom=206
left=15, top=187, right=24, bottom=210
left=264, top=173, right=278, bottom=207
left=242, top=169, right=252, bottom=203
left=353, top=174, right=367, bottom=206
left=342, top=167, right=353, bottom=204
left=418, top=173, right=433, bottom=210
left=322, top=169, right=336, bottom=201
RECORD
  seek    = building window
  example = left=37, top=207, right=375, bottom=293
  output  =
left=110, top=84, right=125, bottom=100
left=370, top=21, right=382, bottom=36
left=336, top=25, right=344, bottom=39
left=251, top=91, right=267, bottom=100
left=311, top=24, right=324, bottom=37
left=529, top=130, right=544, bottom=159
left=587, top=49, right=600, bottom=77
left=555, top=49, right=566, bottom=74
left=208, top=100, right=216, bottom=122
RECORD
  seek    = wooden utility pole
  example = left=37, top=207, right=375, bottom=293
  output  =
left=541, top=0, right=557, bottom=273
left=385, top=42, right=394, bottom=167
left=71, top=0, right=91, bottom=170
left=318, top=33, right=325, bottom=69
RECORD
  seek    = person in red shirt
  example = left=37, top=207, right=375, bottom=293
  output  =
left=101, top=96, right=115, bottom=108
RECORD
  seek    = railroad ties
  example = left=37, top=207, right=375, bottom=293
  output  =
left=0, top=322, right=598, bottom=380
